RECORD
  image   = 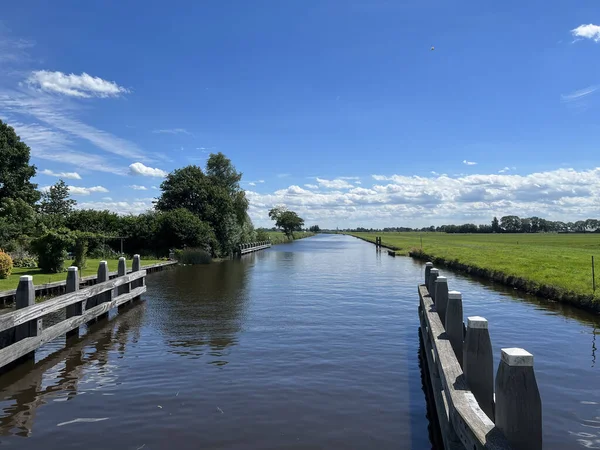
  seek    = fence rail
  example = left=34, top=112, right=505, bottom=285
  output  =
left=0, top=256, right=148, bottom=374
left=419, top=262, right=542, bottom=450
left=239, top=241, right=271, bottom=255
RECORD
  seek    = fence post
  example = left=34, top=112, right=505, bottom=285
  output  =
left=445, top=291, right=463, bottom=366
left=435, top=276, right=448, bottom=323
left=495, top=348, right=542, bottom=450
left=428, top=269, right=439, bottom=301
left=132, top=254, right=141, bottom=291
left=65, top=267, right=81, bottom=339
left=424, top=262, right=433, bottom=286
left=96, top=260, right=111, bottom=321
left=15, top=275, right=40, bottom=361
left=464, top=316, right=494, bottom=420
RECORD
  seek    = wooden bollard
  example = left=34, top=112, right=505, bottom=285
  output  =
left=132, top=254, right=141, bottom=290
left=434, top=276, right=448, bottom=323
left=495, top=348, right=542, bottom=450
left=65, top=267, right=81, bottom=338
left=15, top=275, right=40, bottom=360
left=445, top=291, right=463, bottom=366
left=97, top=261, right=111, bottom=321
left=464, top=316, right=494, bottom=420
left=428, top=269, right=439, bottom=300
left=424, top=262, right=433, bottom=286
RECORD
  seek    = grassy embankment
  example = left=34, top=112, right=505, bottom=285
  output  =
left=266, top=231, right=316, bottom=245
left=348, top=232, right=600, bottom=309
left=0, top=258, right=164, bottom=292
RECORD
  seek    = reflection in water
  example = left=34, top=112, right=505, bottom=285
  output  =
left=0, top=304, right=143, bottom=437
left=149, top=261, right=249, bottom=363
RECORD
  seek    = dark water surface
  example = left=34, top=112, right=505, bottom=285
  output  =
left=1, top=234, right=599, bottom=449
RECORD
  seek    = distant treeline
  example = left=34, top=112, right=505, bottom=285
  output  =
left=346, top=216, right=600, bottom=234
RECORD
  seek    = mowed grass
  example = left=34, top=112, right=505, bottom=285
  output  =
left=0, top=258, right=163, bottom=292
left=349, top=232, right=600, bottom=299
left=266, top=231, right=315, bottom=245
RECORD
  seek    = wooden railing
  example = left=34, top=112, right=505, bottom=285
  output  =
left=0, top=256, right=147, bottom=374
left=419, top=262, right=542, bottom=450
left=239, top=241, right=271, bottom=255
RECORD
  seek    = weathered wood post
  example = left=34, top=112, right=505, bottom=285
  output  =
left=117, top=257, right=130, bottom=310
left=424, top=262, right=433, bottom=285
left=445, top=290, right=464, bottom=366
left=15, top=275, right=40, bottom=361
left=428, top=269, right=439, bottom=301
left=434, top=276, right=448, bottom=323
left=65, top=267, right=81, bottom=339
left=132, top=254, right=141, bottom=290
left=495, top=348, right=542, bottom=450
left=463, top=316, right=494, bottom=420
left=96, top=261, right=111, bottom=320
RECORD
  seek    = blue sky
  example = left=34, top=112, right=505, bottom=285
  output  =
left=1, top=0, right=599, bottom=228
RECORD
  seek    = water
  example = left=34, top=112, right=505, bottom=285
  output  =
left=0, top=234, right=599, bottom=449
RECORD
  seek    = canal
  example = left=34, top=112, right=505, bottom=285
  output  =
left=0, top=234, right=599, bottom=449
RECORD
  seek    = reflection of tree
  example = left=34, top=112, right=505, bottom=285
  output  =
left=153, top=261, right=249, bottom=362
left=0, top=306, right=142, bottom=437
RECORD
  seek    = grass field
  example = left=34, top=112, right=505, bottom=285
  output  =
left=266, top=231, right=316, bottom=245
left=0, top=258, right=164, bottom=292
left=348, top=232, right=600, bottom=303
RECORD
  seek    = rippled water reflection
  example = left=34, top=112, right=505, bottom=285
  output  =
left=0, top=234, right=599, bottom=449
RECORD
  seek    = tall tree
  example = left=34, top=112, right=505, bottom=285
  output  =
left=39, top=179, right=76, bottom=227
left=491, top=216, right=500, bottom=233
left=0, top=120, right=40, bottom=206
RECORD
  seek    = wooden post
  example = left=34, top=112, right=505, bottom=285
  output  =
left=445, top=291, right=463, bottom=366
left=463, top=316, right=494, bottom=420
left=117, top=257, right=130, bottom=310
left=65, top=267, right=81, bottom=338
left=495, top=348, right=542, bottom=450
left=15, top=275, right=40, bottom=361
left=424, top=262, right=433, bottom=286
left=428, top=269, right=439, bottom=301
left=132, top=254, right=141, bottom=290
left=434, top=276, right=448, bottom=323
left=96, top=261, right=110, bottom=320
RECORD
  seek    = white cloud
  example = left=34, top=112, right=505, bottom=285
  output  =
left=76, top=200, right=153, bottom=215
left=316, top=177, right=354, bottom=189
left=129, top=185, right=148, bottom=190
left=248, top=182, right=256, bottom=186
left=463, top=160, right=477, bottom=166
left=571, top=24, right=600, bottom=42
left=151, top=186, right=159, bottom=190
left=129, top=162, right=168, bottom=177
left=338, top=176, right=360, bottom=180
left=40, top=169, right=81, bottom=179
left=26, top=71, right=129, bottom=98
left=68, top=185, right=108, bottom=196
left=355, top=181, right=362, bottom=184
left=102, top=197, right=112, bottom=201
left=258, top=180, right=265, bottom=183
left=304, top=184, right=319, bottom=189
left=153, top=128, right=191, bottom=135
left=561, top=85, right=599, bottom=102
left=498, top=167, right=516, bottom=174
left=245, top=167, right=600, bottom=228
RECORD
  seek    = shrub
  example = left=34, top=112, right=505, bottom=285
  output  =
left=31, top=229, right=74, bottom=273
left=72, top=237, right=88, bottom=270
left=256, top=229, right=269, bottom=242
left=175, top=248, right=212, bottom=265
left=12, top=255, right=37, bottom=268
left=0, top=250, right=13, bottom=279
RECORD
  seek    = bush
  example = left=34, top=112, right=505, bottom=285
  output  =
left=88, top=244, right=121, bottom=259
left=72, top=237, right=88, bottom=270
left=175, top=248, right=212, bottom=265
left=256, top=229, right=270, bottom=242
left=12, top=255, right=37, bottom=268
left=0, top=250, right=13, bottom=279
left=31, top=229, right=74, bottom=273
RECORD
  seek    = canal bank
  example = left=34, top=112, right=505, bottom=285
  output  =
left=0, top=234, right=598, bottom=449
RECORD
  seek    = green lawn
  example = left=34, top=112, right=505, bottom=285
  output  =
left=266, top=231, right=315, bottom=245
left=348, top=232, right=600, bottom=301
left=0, top=258, right=163, bottom=292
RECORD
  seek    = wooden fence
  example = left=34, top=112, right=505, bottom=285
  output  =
left=419, top=262, right=542, bottom=450
left=0, top=256, right=147, bottom=374
left=239, top=241, right=271, bottom=255
left=0, top=260, right=175, bottom=305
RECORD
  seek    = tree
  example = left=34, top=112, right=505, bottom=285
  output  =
left=268, top=207, right=304, bottom=238
left=500, top=215, right=521, bottom=233
left=156, top=208, right=216, bottom=255
left=0, top=120, right=40, bottom=207
left=309, top=225, right=321, bottom=232
left=491, top=217, right=500, bottom=233
left=39, top=179, right=76, bottom=227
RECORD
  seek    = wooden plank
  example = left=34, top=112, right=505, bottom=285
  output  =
left=0, top=286, right=146, bottom=370
left=0, top=271, right=146, bottom=334
left=419, top=284, right=512, bottom=450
